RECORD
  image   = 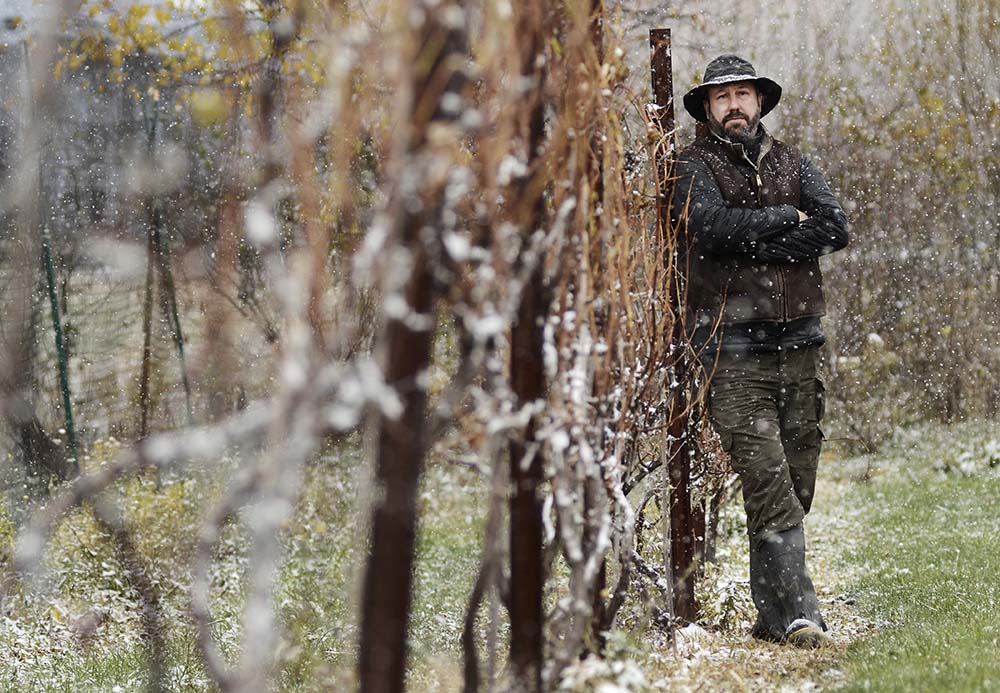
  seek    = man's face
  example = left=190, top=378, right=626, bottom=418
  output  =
left=704, top=81, right=762, bottom=140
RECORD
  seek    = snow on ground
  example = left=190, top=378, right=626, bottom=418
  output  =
left=618, top=453, right=874, bottom=692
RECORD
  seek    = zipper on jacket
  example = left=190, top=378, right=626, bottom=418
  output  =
left=711, top=128, right=772, bottom=198
left=744, top=135, right=784, bottom=318
left=741, top=146, right=769, bottom=197
left=711, top=129, right=789, bottom=321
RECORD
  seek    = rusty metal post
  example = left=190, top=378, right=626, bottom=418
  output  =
left=649, top=28, right=700, bottom=625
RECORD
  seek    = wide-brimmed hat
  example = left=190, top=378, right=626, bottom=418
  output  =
left=682, top=55, right=782, bottom=123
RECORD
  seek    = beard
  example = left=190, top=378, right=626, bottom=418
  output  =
left=708, top=108, right=761, bottom=146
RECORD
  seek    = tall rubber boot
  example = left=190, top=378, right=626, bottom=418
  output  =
left=749, top=547, right=784, bottom=642
left=758, top=526, right=831, bottom=648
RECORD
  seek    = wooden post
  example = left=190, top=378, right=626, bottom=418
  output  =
left=649, top=28, right=700, bottom=625
left=508, top=2, right=548, bottom=690
left=649, top=30, right=675, bottom=157
left=358, top=3, right=468, bottom=692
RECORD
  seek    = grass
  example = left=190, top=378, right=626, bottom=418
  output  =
left=3, top=421, right=1000, bottom=690
left=836, top=422, right=1000, bottom=692
left=0, top=435, right=492, bottom=691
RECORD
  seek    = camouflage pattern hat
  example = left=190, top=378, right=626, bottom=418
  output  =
left=683, top=54, right=782, bottom=123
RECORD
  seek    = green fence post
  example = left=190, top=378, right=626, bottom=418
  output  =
left=41, top=227, right=79, bottom=476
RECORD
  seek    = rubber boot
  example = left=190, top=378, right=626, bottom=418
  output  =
left=757, top=526, right=831, bottom=648
left=749, top=547, right=784, bottom=642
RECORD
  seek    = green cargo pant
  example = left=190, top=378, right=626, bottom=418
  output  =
left=704, top=346, right=825, bottom=548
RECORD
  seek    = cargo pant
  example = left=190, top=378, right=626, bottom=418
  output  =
left=704, top=345, right=825, bottom=548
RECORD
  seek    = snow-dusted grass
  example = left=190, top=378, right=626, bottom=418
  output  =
left=835, top=421, right=1000, bottom=692
left=3, top=421, right=998, bottom=690
left=0, top=436, right=489, bottom=691
left=619, top=445, right=869, bottom=693
left=631, top=420, right=999, bottom=693
left=0, top=439, right=240, bottom=691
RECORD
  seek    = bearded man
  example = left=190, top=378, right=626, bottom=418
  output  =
left=672, top=55, right=849, bottom=648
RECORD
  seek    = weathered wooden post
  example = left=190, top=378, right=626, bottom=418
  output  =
left=358, top=2, right=469, bottom=691
left=508, top=2, right=548, bottom=689
left=649, top=27, right=700, bottom=625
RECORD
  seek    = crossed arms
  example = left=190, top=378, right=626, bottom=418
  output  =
left=672, top=154, right=850, bottom=262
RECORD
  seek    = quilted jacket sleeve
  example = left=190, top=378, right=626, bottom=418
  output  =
left=672, top=154, right=801, bottom=255
left=753, top=154, right=850, bottom=263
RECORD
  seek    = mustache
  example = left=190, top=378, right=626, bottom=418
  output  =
left=724, top=111, right=749, bottom=123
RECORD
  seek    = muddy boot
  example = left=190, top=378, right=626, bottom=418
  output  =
left=758, top=526, right=832, bottom=648
left=749, top=547, right=783, bottom=642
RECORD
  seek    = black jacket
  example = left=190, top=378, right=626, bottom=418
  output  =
left=672, top=130, right=849, bottom=329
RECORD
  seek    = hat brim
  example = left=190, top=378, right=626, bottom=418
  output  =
left=682, top=77, right=782, bottom=123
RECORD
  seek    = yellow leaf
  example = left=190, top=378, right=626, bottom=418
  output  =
left=128, top=4, right=150, bottom=22
left=107, top=15, right=119, bottom=33
left=154, top=7, right=170, bottom=25
left=138, top=23, right=160, bottom=49
left=50, top=605, right=65, bottom=624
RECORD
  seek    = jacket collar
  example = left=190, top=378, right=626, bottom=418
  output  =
left=709, top=123, right=773, bottom=169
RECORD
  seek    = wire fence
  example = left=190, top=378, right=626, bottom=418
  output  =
left=0, top=239, right=275, bottom=490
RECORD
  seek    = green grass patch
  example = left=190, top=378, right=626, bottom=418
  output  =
left=12, top=419, right=998, bottom=690
left=839, top=424, right=1000, bottom=692
left=0, top=435, right=497, bottom=690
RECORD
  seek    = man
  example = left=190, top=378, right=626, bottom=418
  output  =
left=672, top=55, right=849, bottom=648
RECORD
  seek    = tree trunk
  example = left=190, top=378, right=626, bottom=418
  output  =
left=360, top=252, right=436, bottom=693
left=509, top=263, right=546, bottom=691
